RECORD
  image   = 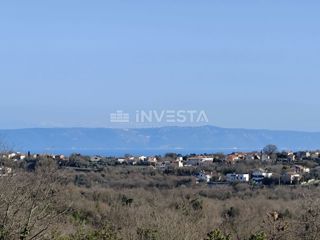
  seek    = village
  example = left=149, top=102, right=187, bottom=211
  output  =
left=1, top=145, right=320, bottom=186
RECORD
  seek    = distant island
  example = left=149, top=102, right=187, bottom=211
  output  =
left=1, top=125, right=320, bottom=155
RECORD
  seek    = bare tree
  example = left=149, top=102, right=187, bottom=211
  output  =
left=0, top=160, right=68, bottom=240
left=294, top=196, right=320, bottom=240
left=263, top=144, right=278, bottom=161
left=263, top=144, right=278, bottom=155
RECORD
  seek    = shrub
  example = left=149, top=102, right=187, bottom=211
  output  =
left=137, top=228, right=159, bottom=240
left=205, top=229, right=231, bottom=240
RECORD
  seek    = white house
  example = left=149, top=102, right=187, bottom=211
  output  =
left=287, top=152, right=296, bottom=162
left=53, top=155, right=65, bottom=160
left=226, top=173, right=250, bottom=183
left=127, top=158, right=138, bottom=165
left=186, top=156, right=213, bottom=166
left=176, top=157, right=184, bottom=168
left=8, top=153, right=17, bottom=159
left=156, top=161, right=171, bottom=171
left=117, top=158, right=126, bottom=164
left=281, top=172, right=301, bottom=184
left=147, top=157, right=158, bottom=165
left=176, top=156, right=183, bottom=161
left=295, top=151, right=311, bottom=160
left=293, top=165, right=310, bottom=174
left=196, top=172, right=212, bottom=183
left=245, top=153, right=261, bottom=161
left=0, top=167, right=12, bottom=176
left=139, top=156, right=147, bottom=161
left=252, top=169, right=273, bottom=183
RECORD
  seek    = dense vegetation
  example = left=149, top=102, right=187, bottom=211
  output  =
left=0, top=156, right=320, bottom=240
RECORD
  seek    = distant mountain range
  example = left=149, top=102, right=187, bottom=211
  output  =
left=0, top=126, right=320, bottom=156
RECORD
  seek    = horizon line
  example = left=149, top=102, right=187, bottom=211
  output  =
left=0, top=125, right=320, bottom=134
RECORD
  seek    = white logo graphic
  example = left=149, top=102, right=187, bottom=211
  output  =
left=110, top=110, right=209, bottom=124
left=110, top=110, right=130, bottom=123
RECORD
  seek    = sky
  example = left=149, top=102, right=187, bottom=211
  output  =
left=0, top=0, right=319, bottom=131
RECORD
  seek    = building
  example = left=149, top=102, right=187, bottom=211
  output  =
left=8, top=153, right=17, bottom=159
left=295, top=151, right=311, bottom=160
left=196, top=172, right=212, bottom=183
left=0, top=167, right=12, bottom=176
left=225, top=153, right=246, bottom=164
left=127, top=158, right=138, bottom=165
left=252, top=169, right=273, bottom=183
left=226, top=173, right=250, bottom=183
left=277, top=152, right=296, bottom=162
left=53, top=155, right=65, bottom=160
left=175, top=157, right=184, bottom=168
left=261, top=154, right=271, bottom=162
left=245, top=153, right=260, bottom=161
left=310, top=152, right=320, bottom=159
left=281, top=172, right=301, bottom=184
left=139, top=156, right=147, bottom=161
left=147, top=157, right=158, bottom=165
left=287, top=152, right=296, bottom=162
left=186, top=156, right=213, bottom=166
left=156, top=161, right=171, bottom=171
left=117, top=158, right=126, bottom=164
left=293, top=165, right=310, bottom=174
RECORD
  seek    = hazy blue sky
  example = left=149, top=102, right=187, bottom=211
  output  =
left=0, top=1, right=319, bottom=131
